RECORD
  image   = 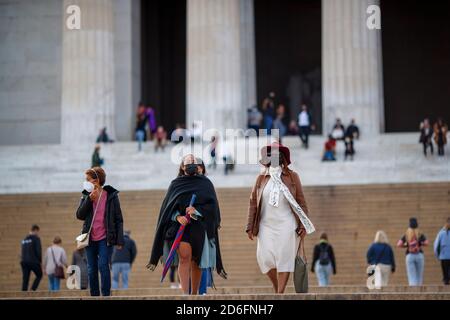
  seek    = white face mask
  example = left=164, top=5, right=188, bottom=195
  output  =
left=83, top=181, right=95, bottom=193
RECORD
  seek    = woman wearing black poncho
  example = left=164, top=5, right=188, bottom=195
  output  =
left=147, top=154, right=226, bottom=294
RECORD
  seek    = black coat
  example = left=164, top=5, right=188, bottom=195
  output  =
left=76, top=185, right=124, bottom=246
left=148, top=175, right=227, bottom=279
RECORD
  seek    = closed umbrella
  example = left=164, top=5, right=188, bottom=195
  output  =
left=160, top=194, right=197, bottom=282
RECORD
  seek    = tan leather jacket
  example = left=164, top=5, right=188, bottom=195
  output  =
left=246, top=168, right=309, bottom=236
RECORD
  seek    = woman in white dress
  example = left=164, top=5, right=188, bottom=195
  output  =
left=246, top=142, right=315, bottom=293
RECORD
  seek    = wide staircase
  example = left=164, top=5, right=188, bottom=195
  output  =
left=0, top=182, right=449, bottom=299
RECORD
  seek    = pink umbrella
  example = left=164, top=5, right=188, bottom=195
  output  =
left=160, top=194, right=197, bottom=283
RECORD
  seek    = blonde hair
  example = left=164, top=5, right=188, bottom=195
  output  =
left=374, top=230, right=389, bottom=244
left=406, top=228, right=420, bottom=242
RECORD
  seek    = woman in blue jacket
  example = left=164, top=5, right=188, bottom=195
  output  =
left=367, top=230, right=395, bottom=287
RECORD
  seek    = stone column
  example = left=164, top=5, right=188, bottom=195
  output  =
left=239, top=0, right=257, bottom=113
left=322, top=0, right=384, bottom=136
left=61, top=0, right=115, bottom=145
left=186, top=0, right=256, bottom=133
left=113, top=0, right=141, bottom=141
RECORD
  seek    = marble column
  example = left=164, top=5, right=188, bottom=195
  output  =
left=113, top=0, right=141, bottom=141
left=322, top=0, right=384, bottom=136
left=187, top=0, right=256, bottom=133
left=61, top=0, right=115, bottom=145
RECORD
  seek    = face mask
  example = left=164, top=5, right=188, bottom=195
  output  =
left=83, top=181, right=95, bottom=193
left=185, top=164, right=198, bottom=176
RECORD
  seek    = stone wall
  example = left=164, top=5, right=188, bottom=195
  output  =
left=0, top=0, right=63, bottom=145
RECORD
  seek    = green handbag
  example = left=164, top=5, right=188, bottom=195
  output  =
left=293, top=237, right=308, bottom=293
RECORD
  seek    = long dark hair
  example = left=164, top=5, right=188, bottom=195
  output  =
left=177, top=160, right=185, bottom=177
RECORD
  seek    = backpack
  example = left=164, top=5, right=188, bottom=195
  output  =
left=408, top=235, right=420, bottom=254
left=319, top=244, right=330, bottom=265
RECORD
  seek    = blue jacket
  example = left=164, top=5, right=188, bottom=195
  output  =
left=367, top=243, right=395, bottom=272
left=434, top=228, right=450, bottom=260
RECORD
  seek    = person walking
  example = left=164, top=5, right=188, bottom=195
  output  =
left=76, top=167, right=125, bottom=296
left=71, top=248, right=88, bottom=290
left=367, top=231, right=395, bottom=288
left=147, top=154, right=227, bottom=295
left=112, top=230, right=137, bottom=290
left=419, top=118, right=434, bottom=156
left=135, top=108, right=147, bottom=152
left=246, top=142, right=315, bottom=293
left=43, top=236, right=68, bottom=292
left=273, top=104, right=287, bottom=143
left=20, top=224, right=42, bottom=291
left=433, top=118, right=448, bottom=156
left=311, top=233, right=336, bottom=286
left=298, top=104, right=313, bottom=149
left=397, top=218, right=429, bottom=286
left=434, top=217, right=450, bottom=285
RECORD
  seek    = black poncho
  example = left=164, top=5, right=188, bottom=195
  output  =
left=148, top=175, right=227, bottom=278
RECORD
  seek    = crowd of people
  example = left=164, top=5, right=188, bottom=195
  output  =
left=90, top=98, right=448, bottom=174
left=419, top=117, right=448, bottom=157
left=247, top=92, right=361, bottom=162
left=20, top=142, right=449, bottom=295
left=20, top=226, right=138, bottom=293
left=321, top=118, right=360, bottom=162
left=365, top=217, right=450, bottom=288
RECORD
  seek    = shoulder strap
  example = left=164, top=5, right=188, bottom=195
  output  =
left=50, top=248, right=59, bottom=266
left=87, top=190, right=104, bottom=234
left=296, top=237, right=307, bottom=263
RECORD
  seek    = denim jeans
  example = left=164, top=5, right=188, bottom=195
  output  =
left=315, top=260, right=332, bottom=286
left=86, top=239, right=113, bottom=296
left=199, top=268, right=211, bottom=295
left=48, top=274, right=60, bottom=291
left=135, top=130, right=145, bottom=151
left=112, top=262, right=131, bottom=289
left=406, top=253, right=424, bottom=286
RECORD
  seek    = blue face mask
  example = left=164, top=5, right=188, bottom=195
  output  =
left=185, top=164, right=198, bottom=176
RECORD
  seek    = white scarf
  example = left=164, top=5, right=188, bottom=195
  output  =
left=265, top=166, right=316, bottom=235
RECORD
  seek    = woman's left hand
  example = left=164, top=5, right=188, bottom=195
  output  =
left=297, top=228, right=306, bottom=238
left=185, top=206, right=196, bottom=218
left=116, top=245, right=123, bottom=250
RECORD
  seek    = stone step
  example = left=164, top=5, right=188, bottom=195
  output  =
left=1, top=182, right=449, bottom=291
left=2, top=292, right=450, bottom=300
left=1, top=285, right=449, bottom=299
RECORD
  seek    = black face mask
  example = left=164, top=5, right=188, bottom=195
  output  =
left=185, top=164, right=198, bottom=176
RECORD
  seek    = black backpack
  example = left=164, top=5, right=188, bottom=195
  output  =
left=319, top=244, right=330, bottom=265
